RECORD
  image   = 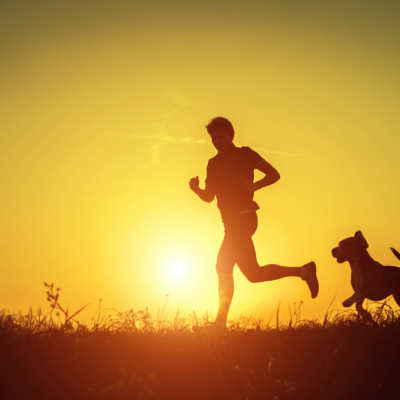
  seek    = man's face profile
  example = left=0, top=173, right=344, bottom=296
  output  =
left=210, top=130, right=233, bottom=152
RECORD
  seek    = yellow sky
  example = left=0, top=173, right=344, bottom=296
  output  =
left=1, top=0, right=400, bottom=322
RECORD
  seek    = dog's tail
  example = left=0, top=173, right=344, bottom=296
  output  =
left=390, top=247, right=400, bottom=261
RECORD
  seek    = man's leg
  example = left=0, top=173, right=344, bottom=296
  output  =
left=260, top=264, right=301, bottom=280
left=260, top=262, right=319, bottom=298
left=215, top=273, right=234, bottom=325
left=212, top=231, right=237, bottom=328
left=193, top=272, right=232, bottom=332
left=233, top=213, right=318, bottom=296
left=236, top=236, right=319, bottom=298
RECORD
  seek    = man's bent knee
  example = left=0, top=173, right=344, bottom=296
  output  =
left=242, top=267, right=263, bottom=283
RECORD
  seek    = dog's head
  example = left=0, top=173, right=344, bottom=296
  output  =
left=331, top=231, right=369, bottom=263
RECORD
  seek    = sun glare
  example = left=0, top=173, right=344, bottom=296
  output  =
left=168, top=260, right=185, bottom=279
left=170, top=262, right=185, bottom=278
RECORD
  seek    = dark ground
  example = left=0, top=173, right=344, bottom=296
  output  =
left=1, top=311, right=400, bottom=400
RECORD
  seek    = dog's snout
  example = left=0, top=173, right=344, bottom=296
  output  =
left=332, top=246, right=347, bottom=263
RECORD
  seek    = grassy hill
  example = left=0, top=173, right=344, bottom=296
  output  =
left=1, top=284, right=400, bottom=400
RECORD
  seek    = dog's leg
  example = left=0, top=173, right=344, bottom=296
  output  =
left=343, top=291, right=364, bottom=308
left=355, top=298, right=376, bottom=325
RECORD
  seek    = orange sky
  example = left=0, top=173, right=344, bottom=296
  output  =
left=1, top=0, right=400, bottom=323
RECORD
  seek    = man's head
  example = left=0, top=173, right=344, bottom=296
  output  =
left=205, top=117, right=235, bottom=152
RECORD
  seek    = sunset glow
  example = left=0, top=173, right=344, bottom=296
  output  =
left=1, top=1, right=400, bottom=323
left=168, top=259, right=186, bottom=279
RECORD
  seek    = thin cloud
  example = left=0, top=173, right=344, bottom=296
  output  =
left=104, top=127, right=207, bottom=174
left=163, top=109, right=179, bottom=118
left=105, top=131, right=300, bottom=157
left=170, top=92, right=190, bottom=107
left=252, top=146, right=303, bottom=157
left=105, top=130, right=207, bottom=146
left=162, top=92, right=189, bottom=118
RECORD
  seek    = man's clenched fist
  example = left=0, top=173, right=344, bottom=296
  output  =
left=189, top=176, right=200, bottom=192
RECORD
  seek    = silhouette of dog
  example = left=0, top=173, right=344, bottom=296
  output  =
left=331, top=230, right=400, bottom=322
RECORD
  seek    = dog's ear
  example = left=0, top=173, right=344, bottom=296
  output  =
left=355, top=231, right=369, bottom=248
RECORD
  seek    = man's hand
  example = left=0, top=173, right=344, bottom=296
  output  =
left=189, top=176, right=200, bottom=192
left=190, top=179, right=215, bottom=202
left=242, top=180, right=261, bottom=193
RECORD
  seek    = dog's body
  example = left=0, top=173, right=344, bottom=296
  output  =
left=331, top=231, right=400, bottom=322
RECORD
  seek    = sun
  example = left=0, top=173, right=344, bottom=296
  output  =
left=167, top=259, right=187, bottom=280
left=170, top=262, right=184, bottom=277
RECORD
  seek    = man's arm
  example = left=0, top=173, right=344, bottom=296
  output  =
left=189, top=176, right=216, bottom=202
left=255, top=160, right=280, bottom=189
left=242, top=161, right=280, bottom=193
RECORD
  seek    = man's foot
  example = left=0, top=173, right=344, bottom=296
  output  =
left=192, top=321, right=226, bottom=334
left=301, top=262, right=319, bottom=299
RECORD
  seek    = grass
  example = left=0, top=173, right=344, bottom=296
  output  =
left=1, top=284, right=400, bottom=400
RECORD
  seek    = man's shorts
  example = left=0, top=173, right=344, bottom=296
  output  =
left=216, top=211, right=260, bottom=279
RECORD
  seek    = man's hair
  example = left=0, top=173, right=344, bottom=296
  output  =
left=205, top=117, right=235, bottom=139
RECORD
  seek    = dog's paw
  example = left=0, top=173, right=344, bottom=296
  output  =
left=342, top=300, right=352, bottom=308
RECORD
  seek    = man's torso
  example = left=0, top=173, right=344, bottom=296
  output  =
left=205, top=145, right=265, bottom=220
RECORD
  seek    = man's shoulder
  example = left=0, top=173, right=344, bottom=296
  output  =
left=238, top=146, right=264, bottom=158
left=207, top=146, right=262, bottom=166
left=237, top=146, right=254, bottom=153
left=210, top=146, right=254, bottom=156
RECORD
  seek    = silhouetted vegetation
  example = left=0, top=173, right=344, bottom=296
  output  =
left=1, top=284, right=400, bottom=400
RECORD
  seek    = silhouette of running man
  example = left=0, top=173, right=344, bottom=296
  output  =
left=189, top=117, right=318, bottom=331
